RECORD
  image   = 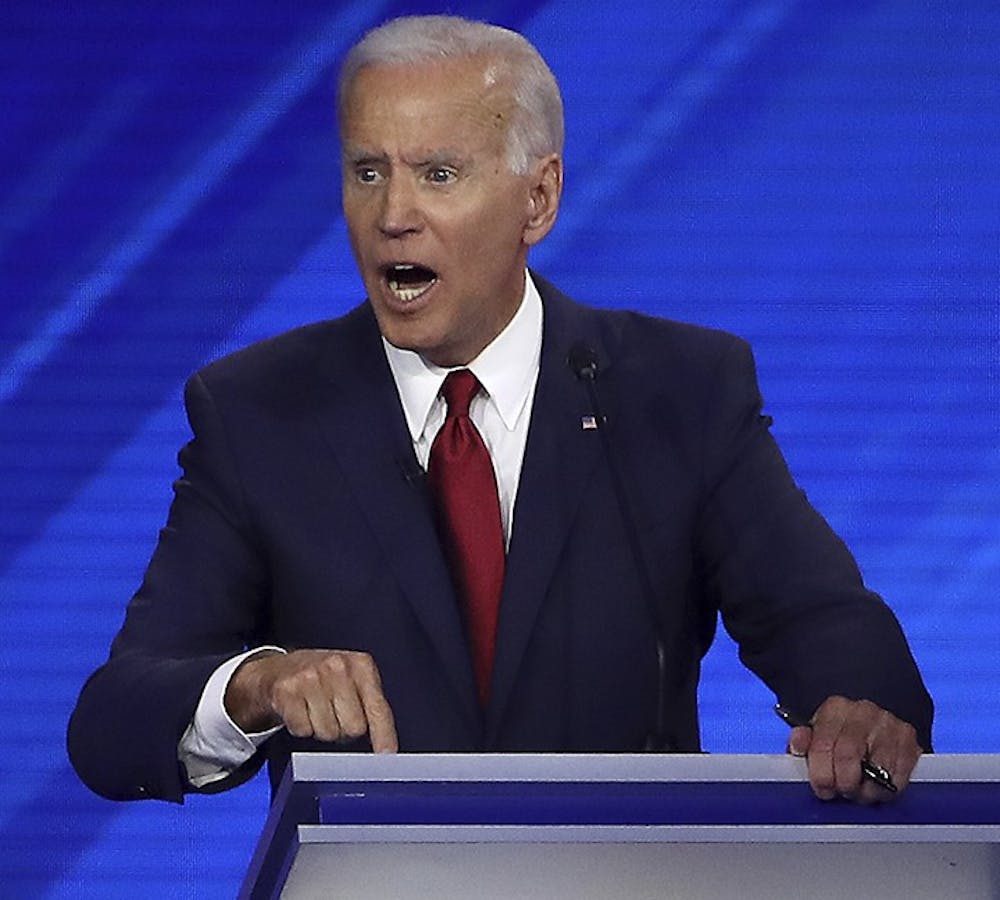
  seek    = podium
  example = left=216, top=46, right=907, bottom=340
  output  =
left=240, top=753, right=1000, bottom=899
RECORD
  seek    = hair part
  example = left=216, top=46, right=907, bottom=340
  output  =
left=338, top=15, right=564, bottom=175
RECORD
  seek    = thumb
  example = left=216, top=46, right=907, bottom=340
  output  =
left=787, top=725, right=812, bottom=758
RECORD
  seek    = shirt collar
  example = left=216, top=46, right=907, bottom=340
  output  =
left=383, top=272, right=543, bottom=442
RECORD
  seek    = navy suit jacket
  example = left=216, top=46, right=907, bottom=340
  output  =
left=68, top=276, right=933, bottom=802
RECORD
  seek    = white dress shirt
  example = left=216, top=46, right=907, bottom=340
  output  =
left=179, top=273, right=543, bottom=787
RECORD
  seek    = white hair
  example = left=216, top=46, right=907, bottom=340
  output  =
left=337, top=15, right=564, bottom=175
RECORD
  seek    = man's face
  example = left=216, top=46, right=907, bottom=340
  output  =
left=340, top=57, right=560, bottom=367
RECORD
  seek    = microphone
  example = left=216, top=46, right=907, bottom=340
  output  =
left=567, top=343, right=599, bottom=382
left=567, top=342, right=674, bottom=752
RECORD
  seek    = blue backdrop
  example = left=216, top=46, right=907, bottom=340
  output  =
left=2, top=1, right=997, bottom=895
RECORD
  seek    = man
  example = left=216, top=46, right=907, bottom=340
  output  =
left=68, top=15, right=932, bottom=808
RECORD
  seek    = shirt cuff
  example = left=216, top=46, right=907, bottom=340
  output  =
left=178, top=646, right=286, bottom=788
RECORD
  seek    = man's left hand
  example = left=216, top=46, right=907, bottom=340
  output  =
left=787, top=695, right=922, bottom=803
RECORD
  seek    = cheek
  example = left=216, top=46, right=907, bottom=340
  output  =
left=342, top=189, right=376, bottom=231
left=459, top=199, right=527, bottom=253
left=342, top=204, right=360, bottom=241
left=344, top=216, right=376, bottom=264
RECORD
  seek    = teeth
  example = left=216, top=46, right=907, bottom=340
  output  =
left=390, top=283, right=431, bottom=302
left=386, top=264, right=436, bottom=303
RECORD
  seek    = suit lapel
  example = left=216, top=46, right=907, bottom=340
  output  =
left=486, top=280, right=615, bottom=741
left=302, top=286, right=617, bottom=744
left=309, top=305, right=480, bottom=734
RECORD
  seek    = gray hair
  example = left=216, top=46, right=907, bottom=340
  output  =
left=337, top=15, right=564, bottom=175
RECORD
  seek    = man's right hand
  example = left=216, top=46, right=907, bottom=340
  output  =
left=224, top=649, right=398, bottom=752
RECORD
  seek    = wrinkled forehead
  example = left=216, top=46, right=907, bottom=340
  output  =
left=338, top=57, right=517, bottom=151
left=340, top=54, right=515, bottom=123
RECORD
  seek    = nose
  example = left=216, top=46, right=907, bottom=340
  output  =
left=378, top=174, right=422, bottom=237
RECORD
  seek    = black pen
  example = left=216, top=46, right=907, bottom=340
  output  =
left=773, top=704, right=897, bottom=793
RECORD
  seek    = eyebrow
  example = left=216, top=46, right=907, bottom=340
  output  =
left=342, top=148, right=389, bottom=166
left=341, top=148, right=471, bottom=169
left=414, top=150, right=468, bottom=167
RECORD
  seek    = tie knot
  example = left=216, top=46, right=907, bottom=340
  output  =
left=441, top=369, right=480, bottom=417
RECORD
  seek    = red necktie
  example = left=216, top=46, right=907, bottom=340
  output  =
left=428, top=369, right=505, bottom=706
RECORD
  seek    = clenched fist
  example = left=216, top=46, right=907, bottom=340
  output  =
left=224, top=649, right=398, bottom=752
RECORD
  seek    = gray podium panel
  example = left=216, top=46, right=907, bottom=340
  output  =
left=240, top=754, right=1000, bottom=900
left=284, top=834, right=996, bottom=900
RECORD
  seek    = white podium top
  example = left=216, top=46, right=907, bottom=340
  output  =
left=289, top=751, right=1000, bottom=784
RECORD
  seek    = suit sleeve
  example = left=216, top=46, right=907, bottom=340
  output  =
left=67, top=372, right=270, bottom=802
left=694, top=339, right=934, bottom=750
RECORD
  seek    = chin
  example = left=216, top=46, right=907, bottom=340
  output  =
left=380, top=325, right=439, bottom=359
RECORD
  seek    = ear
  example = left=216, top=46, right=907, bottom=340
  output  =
left=523, top=154, right=563, bottom=247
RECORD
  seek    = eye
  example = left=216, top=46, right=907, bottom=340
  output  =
left=426, top=166, right=458, bottom=185
left=355, top=166, right=381, bottom=184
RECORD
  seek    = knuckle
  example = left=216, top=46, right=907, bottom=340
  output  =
left=299, top=668, right=321, bottom=687
left=347, top=651, right=378, bottom=678
left=276, top=669, right=317, bottom=699
left=270, top=680, right=296, bottom=706
left=320, top=653, right=350, bottom=679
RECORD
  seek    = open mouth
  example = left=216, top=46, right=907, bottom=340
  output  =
left=384, top=264, right=438, bottom=302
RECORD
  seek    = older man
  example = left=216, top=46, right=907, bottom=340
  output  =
left=68, top=15, right=932, bottom=807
